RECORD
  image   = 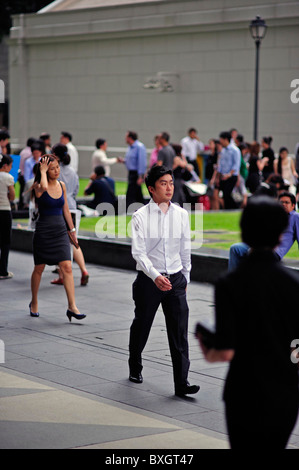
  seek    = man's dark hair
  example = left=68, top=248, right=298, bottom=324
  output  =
left=31, top=142, right=43, bottom=153
left=219, top=131, right=231, bottom=142
left=61, top=131, right=72, bottom=141
left=127, top=131, right=138, bottom=141
left=160, top=132, right=170, bottom=142
left=39, top=133, right=50, bottom=141
left=241, top=196, right=288, bottom=249
left=26, top=137, right=36, bottom=147
left=188, top=127, right=197, bottom=134
left=278, top=191, right=296, bottom=206
left=0, top=130, right=10, bottom=141
left=253, top=183, right=277, bottom=198
left=145, top=164, right=173, bottom=191
left=94, top=165, right=105, bottom=176
left=95, top=138, right=106, bottom=149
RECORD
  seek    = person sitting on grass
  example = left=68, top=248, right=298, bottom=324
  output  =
left=84, top=166, right=117, bottom=211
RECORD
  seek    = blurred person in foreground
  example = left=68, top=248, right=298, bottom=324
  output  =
left=197, top=196, right=299, bottom=449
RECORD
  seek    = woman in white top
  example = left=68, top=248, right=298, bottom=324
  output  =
left=274, top=147, right=298, bottom=196
left=91, top=138, right=118, bottom=176
left=0, top=155, right=15, bottom=279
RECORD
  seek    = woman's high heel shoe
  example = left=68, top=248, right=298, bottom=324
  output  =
left=66, top=309, right=86, bottom=322
left=29, top=302, right=39, bottom=318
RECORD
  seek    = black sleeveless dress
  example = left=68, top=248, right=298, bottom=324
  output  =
left=33, top=185, right=71, bottom=266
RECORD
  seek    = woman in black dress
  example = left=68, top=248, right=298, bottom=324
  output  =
left=261, top=136, right=275, bottom=180
left=197, top=196, right=299, bottom=449
left=246, top=141, right=269, bottom=194
left=30, top=155, right=85, bottom=322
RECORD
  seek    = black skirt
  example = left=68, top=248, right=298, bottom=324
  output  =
left=33, top=215, right=71, bottom=266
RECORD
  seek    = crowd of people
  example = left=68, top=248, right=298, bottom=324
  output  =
left=0, top=125, right=299, bottom=284
left=1, top=126, right=299, bottom=448
left=203, top=129, right=299, bottom=210
left=88, top=127, right=299, bottom=211
left=1, top=126, right=299, bottom=214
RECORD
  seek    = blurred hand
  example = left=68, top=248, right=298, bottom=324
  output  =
left=155, top=275, right=172, bottom=291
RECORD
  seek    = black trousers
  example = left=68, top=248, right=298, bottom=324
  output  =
left=0, top=210, right=12, bottom=276
left=225, top=396, right=299, bottom=449
left=219, top=175, right=238, bottom=209
left=186, top=157, right=199, bottom=176
left=129, top=271, right=190, bottom=390
left=18, top=174, right=25, bottom=209
left=126, top=171, right=145, bottom=210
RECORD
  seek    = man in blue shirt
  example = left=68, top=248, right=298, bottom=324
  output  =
left=217, top=131, right=241, bottom=209
left=124, top=131, right=147, bottom=210
left=24, top=143, right=43, bottom=183
left=229, top=192, right=299, bottom=271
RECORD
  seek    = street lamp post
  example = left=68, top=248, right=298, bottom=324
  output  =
left=249, top=16, right=267, bottom=141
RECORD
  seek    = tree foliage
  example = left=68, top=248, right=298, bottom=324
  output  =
left=0, top=1, right=53, bottom=39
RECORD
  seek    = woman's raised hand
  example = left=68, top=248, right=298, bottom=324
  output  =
left=40, top=155, right=51, bottom=173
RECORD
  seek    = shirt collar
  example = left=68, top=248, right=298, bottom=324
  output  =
left=149, top=198, right=173, bottom=213
left=130, top=140, right=138, bottom=148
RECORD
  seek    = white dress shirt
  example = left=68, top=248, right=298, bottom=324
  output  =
left=59, top=164, right=79, bottom=210
left=67, top=142, right=79, bottom=173
left=131, top=199, right=192, bottom=283
left=181, top=136, right=204, bottom=161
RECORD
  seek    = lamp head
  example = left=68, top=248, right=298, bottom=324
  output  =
left=249, top=15, right=267, bottom=43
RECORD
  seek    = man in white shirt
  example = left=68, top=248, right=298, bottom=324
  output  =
left=91, top=138, right=118, bottom=176
left=128, top=165, right=200, bottom=397
left=181, top=127, right=204, bottom=176
left=60, top=131, right=79, bottom=173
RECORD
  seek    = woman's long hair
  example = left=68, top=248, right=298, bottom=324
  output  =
left=51, top=143, right=71, bottom=166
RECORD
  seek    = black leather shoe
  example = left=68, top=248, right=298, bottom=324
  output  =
left=175, top=384, right=200, bottom=397
left=129, top=373, right=143, bottom=384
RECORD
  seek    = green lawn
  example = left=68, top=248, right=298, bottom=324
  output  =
left=14, top=179, right=147, bottom=199
left=78, top=179, right=148, bottom=197
left=13, top=179, right=298, bottom=258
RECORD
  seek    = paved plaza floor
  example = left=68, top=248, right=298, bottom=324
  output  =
left=0, top=250, right=299, bottom=450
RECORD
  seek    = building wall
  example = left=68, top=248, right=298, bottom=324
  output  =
left=0, top=38, right=9, bottom=127
left=7, top=1, right=299, bottom=178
